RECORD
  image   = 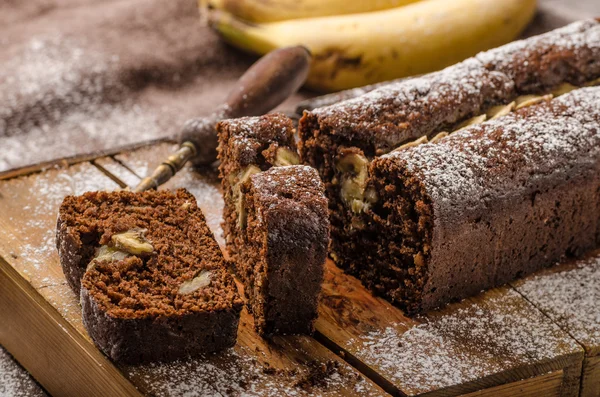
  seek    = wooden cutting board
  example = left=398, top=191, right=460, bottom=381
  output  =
left=1, top=141, right=598, bottom=397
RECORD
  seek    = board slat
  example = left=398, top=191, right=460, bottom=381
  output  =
left=580, top=356, right=600, bottom=397
left=316, top=262, right=583, bottom=397
left=92, top=157, right=142, bottom=189
left=458, top=370, right=564, bottom=397
left=0, top=257, right=143, bottom=397
left=511, top=251, right=600, bottom=397
left=0, top=162, right=119, bottom=289
left=0, top=345, right=48, bottom=397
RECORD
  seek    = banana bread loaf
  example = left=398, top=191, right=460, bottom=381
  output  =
left=348, top=88, right=600, bottom=314
left=299, top=21, right=600, bottom=314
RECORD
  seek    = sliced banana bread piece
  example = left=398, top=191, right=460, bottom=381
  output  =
left=57, top=189, right=243, bottom=363
left=218, top=114, right=329, bottom=335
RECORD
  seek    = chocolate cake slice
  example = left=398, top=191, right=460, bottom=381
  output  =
left=56, top=189, right=243, bottom=363
left=298, top=20, right=600, bottom=314
left=218, top=114, right=329, bottom=336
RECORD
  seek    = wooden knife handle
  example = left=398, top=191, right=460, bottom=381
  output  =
left=179, top=45, right=311, bottom=165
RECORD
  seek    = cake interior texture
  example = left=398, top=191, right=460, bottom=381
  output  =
left=218, top=114, right=299, bottom=260
left=323, top=88, right=600, bottom=314
left=57, top=189, right=242, bottom=362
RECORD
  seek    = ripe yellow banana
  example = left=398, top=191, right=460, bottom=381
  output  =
left=200, top=0, right=423, bottom=23
left=210, top=0, right=537, bottom=92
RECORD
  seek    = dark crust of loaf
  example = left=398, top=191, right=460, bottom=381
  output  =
left=56, top=189, right=243, bottom=363
left=299, top=20, right=600, bottom=159
left=242, top=166, right=329, bottom=335
left=56, top=214, right=88, bottom=294
left=81, top=287, right=240, bottom=364
left=369, top=87, right=600, bottom=314
left=297, top=20, right=600, bottom=315
left=217, top=113, right=297, bottom=170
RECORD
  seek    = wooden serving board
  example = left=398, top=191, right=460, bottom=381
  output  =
left=4, top=141, right=588, bottom=397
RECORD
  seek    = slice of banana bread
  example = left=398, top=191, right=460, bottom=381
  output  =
left=218, top=114, right=329, bottom=336
left=241, top=166, right=329, bottom=335
left=217, top=113, right=301, bottom=260
left=56, top=189, right=243, bottom=363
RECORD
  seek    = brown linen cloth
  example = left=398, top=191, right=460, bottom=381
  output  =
left=0, top=0, right=306, bottom=171
left=0, top=0, right=596, bottom=172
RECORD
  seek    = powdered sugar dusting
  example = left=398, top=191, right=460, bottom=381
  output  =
left=0, top=160, right=378, bottom=396
left=305, top=19, right=600, bottom=153
left=0, top=103, right=163, bottom=172
left=250, top=165, right=328, bottom=229
left=39, top=285, right=84, bottom=333
left=222, top=114, right=295, bottom=168
left=514, top=254, right=600, bottom=351
left=382, top=87, right=600, bottom=210
left=307, top=56, right=515, bottom=153
left=354, top=290, right=580, bottom=394
left=0, top=347, right=47, bottom=397
left=477, top=19, right=600, bottom=70
left=0, top=34, right=112, bottom=118
left=125, top=346, right=374, bottom=397
left=0, top=34, right=166, bottom=172
left=0, top=163, right=117, bottom=287
left=252, top=165, right=324, bottom=195
left=312, top=58, right=507, bottom=148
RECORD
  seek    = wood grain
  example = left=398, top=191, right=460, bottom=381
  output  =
left=0, top=138, right=169, bottom=182
left=0, top=252, right=142, bottom=397
left=92, top=156, right=141, bottom=189
left=316, top=262, right=583, bottom=397
left=0, top=345, right=48, bottom=397
left=580, top=355, right=600, bottom=397
left=0, top=156, right=385, bottom=396
left=458, top=370, right=564, bottom=397
left=0, top=162, right=119, bottom=289
left=116, top=143, right=585, bottom=397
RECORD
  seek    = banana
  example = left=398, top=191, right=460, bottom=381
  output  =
left=210, top=0, right=537, bottom=92
left=200, top=0, right=423, bottom=23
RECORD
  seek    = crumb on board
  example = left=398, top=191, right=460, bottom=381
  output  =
left=124, top=349, right=371, bottom=397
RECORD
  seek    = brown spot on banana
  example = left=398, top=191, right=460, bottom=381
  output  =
left=313, top=48, right=363, bottom=81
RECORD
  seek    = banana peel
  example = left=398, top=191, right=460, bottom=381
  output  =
left=209, top=0, right=537, bottom=92
left=201, top=0, right=423, bottom=23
